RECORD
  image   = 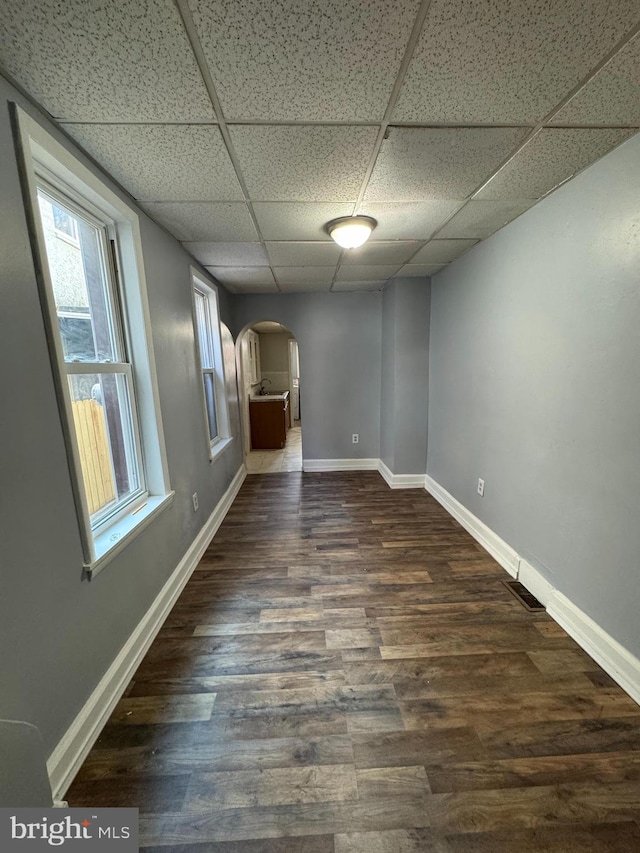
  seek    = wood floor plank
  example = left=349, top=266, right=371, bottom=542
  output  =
left=334, top=828, right=448, bottom=853
left=110, top=695, right=217, bottom=724
left=129, top=670, right=347, bottom=697
left=352, top=728, right=488, bottom=768
left=527, top=648, right=602, bottom=675
left=399, top=689, right=640, bottom=730
left=425, top=750, right=640, bottom=793
left=65, top=774, right=191, bottom=814
left=65, top=471, right=640, bottom=849
left=355, top=766, right=430, bottom=799
left=141, top=836, right=336, bottom=853
left=478, top=716, right=640, bottom=759
left=184, top=764, right=358, bottom=810
left=77, top=735, right=355, bottom=780
left=427, top=780, right=640, bottom=834
left=443, top=822, right=640, bottom=852
left=138, top=799, right=432, bottom=845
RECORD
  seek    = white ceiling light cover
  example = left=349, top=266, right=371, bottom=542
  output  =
left=327, top=215, right=377, bottom=249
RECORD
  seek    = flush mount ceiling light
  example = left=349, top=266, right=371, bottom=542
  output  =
left=326, top=215, right=377, bottom=249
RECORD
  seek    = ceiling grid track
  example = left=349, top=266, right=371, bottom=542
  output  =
left=330, top=0, right=436, bottom=291
left=427, top=16, right=640, bottom=245
left=6, top=1, right=639, bottom=293
left=174, top=0, right=283, bottom=292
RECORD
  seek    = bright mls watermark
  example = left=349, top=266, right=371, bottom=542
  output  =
left=0, top=809, right=138, bottom=850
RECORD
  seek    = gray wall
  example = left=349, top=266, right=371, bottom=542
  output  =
left=428, top=132, right=640, bottom=658
left=380, top=278, right=430, bottom=475
left=259, top=332, right=291, bottom=373
left=0, top=74, right=242, bottom=756
left=232, top=293, right=382, bottom=460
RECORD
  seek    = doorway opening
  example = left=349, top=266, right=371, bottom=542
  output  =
left=236, top=321, right=301, bottom=473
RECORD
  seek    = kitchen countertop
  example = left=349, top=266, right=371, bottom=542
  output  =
left=250, top=390, right=290, bottom=402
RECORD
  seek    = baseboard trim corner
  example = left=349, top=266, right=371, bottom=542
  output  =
left=47, top=464, right=247, bottom=800
left=424, top=475, right=519, bottom=577
left=378, top=460, right=426, bottom=489
left=303, top=458, right=379, bottom=472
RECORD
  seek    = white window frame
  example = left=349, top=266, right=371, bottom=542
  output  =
left=191, top=271, right=232, bottom=461
left=36, top=179, right=148, bottom=533
left=14, top=105, right=173, bottom=577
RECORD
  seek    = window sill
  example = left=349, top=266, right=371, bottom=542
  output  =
left=85, top=492, right=175, bottom=579
left=209, top=436, right=234, bottom=463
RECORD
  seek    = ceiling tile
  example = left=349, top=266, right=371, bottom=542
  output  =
left=436, top=199, right=536, bottom=239
left=279, top=281, right=333, bottom=293
left=396, top=263, right=447, bottom=276
left=141, top=202, right=257, bottom=242
left=274, top=267, right=336, bottom=285
left=205, top=266, right=276, bottom=285
left=184, top=243, right=267, bottom=266
left=187, top=0, right=421, bottom=121
left=225, top=280, right=279, bottom=294
left=357, top=201, right=462, bottom=240
left=476, top=128, right=634, bottom=200
left=551, top=33, right=640, bottom=126
left=341, top=242, right=421, bottom=266
left=364, top=127, right=528, bottom=201
left=266, top=242, right=342, bottom=266
left=254, top=203, right=354, bottom=241
left=336, top=264, right=402, bottom=282
left=0, top=0, right=215, bottom=122
left=65, top=125, right=243, bottom=201
left=230, top=125, right=378, bottom=201
left=332, top=280, right=387, bottom=291
left=393, top=0, right=640, bottom=124
left=411, top=240, right=478, bottom=264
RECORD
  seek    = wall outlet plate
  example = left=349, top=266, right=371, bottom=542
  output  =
left=352, top=434, right=359, bottom=444
left=192, top=492, right=199, bottom=511
left=477, top=478, right=485, bottom=497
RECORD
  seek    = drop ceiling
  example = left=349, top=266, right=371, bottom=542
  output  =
left=1, top=0, right=639, bottom=293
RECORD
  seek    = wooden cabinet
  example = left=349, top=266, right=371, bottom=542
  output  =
left=250, top=394, right=289, bottom=449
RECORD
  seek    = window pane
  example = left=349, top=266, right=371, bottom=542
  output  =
left=68, top=373, right=140, bottom=519
left=37, top=189, right=117, bottom=363
left=194, top=289, right=214, bottom=369
left=52, top=203, right=78, bottom=241
left=58, top=314, right=93, bottom=362
left=203, top=371, right=218, bottom=441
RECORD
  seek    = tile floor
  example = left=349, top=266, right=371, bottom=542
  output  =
left=245, top=424, right=302, bottom=473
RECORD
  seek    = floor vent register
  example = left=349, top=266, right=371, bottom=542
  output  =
left=502, top=579, right=545, bottom=612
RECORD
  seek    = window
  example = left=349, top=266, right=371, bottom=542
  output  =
left=15, top=106, right=172, bottom=576
left=192, top=274, right=231, bottom=458
left=36, top=185, right=144, bottom=526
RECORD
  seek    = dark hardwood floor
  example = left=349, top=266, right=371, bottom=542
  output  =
left=67, top=472, right=640, bottom=851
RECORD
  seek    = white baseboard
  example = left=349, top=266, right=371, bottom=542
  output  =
left=302, top=457, right=425, bottom=486
left=303, top=458, right=379, bottom=472
left=519, top=558, right=640, bottom=707
left=425, top=475, right=640, bottom=708
left=47, top=465, right=247, bottom=800
left=424, top=475, right=519, bottom=577
left=547, top=591, right=640, bottom=706
left=517, top=558, right=555, bottom=606
left=378, top=461, right=426, bottom=490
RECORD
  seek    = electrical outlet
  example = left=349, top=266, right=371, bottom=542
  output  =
left=352, top=433, right=359, bottom=444
left=192, top=492, right=199, bottom=511
left=477, top=478, right=485, bottom=497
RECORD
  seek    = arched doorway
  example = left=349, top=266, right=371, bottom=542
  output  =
left=236, top=321, right=302, bottom=473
